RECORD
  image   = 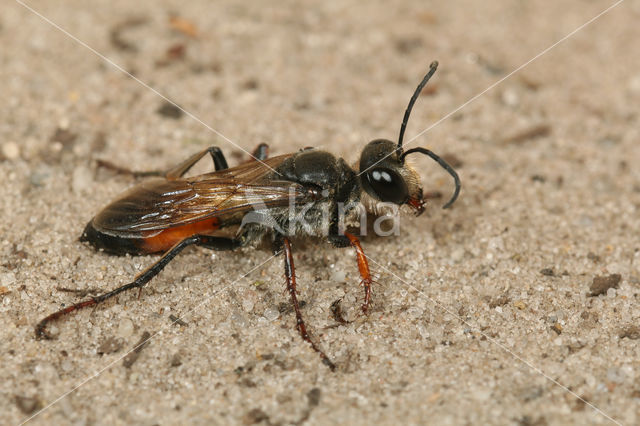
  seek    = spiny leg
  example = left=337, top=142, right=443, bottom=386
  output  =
left=164, top=146, right=228, bottom=179
left=251, top=143, right=269, bottom=161
left=281, top=237, right=336, bottom=371
left=97, top=145, right=229, bottom=179
left=343, top=232, right=373, bottom=315
left=36, top=234, right=241, bottom=339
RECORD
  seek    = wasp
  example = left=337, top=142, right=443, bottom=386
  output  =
left=36, top=61, right=460, bottom=370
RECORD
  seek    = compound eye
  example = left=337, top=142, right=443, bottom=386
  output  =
left=366, top=168, right=408, bottom=204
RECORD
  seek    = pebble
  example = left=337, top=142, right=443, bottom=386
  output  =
left=1, top=141, right=20, bottom=160
left=231, top=311, right=247, bottom=327
left=242, top=298, right=255, bottom=313
left=72, top=166, right=93, bottom=194
left=607, top=367, right=626, bottom=384
left=501, top=88, right=519, bottom=107
left=1, top=272, right=16, bottom=286
left=629, top=75, right=640, bottom=93
left=61, top=359, right=73, bottom=372
left=331, top=269, right=346, bottom=283
left=513, top=300, right=526, bottom=310
left=263, top=307, right=279, bottom=322
left=14, top=395, right=40, bottom=415
left=117, top=318, right=134, bottom=338
left=589, top=274, right=621, bottom=296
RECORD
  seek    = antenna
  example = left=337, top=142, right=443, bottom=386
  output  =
left=401, top=147, right=460, bottom=209
left=397, top=61, right=439, bottom=157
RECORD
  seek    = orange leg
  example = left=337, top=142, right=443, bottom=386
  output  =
left=343, top=232, right=373, bottom=314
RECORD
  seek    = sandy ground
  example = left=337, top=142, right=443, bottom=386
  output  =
left=2, top=0, right=640, bottom=424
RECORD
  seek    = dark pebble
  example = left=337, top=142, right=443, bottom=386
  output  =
left=589, top=274, right=621, bottom=296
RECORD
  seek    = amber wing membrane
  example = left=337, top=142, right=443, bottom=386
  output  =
left=91, top=154, right=309, bottom=235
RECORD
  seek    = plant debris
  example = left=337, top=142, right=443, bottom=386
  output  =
left=619, top=325, right=640, bottom=340
left=110, top=17, right=148, bottom=52
left=14, top=395, right=41, bottom=415
left=97, top=336, right=124, bottom=355
left=501, top=124, right=551, bottom=144
left=122, top=331, right=151, bottom=368
left=540, top=268, right=554, bottom=276
left=168, top=15, right=199, bottom=38
left=50, top=128, right=78, bottom=148
left=169, top=314, right=188, bottom=326
left=156, top=101, right=183, bottom=119
left=330, top=299, right=349, bottom=324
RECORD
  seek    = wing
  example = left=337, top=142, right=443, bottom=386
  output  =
left=92, top=154, right=309, bottom=234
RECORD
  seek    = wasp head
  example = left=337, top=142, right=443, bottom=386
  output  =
left=358, top=61, right=460, bottom=215
left=359, top=139, right=425, bottom=215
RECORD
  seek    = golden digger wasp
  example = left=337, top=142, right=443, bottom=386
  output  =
left=36, top=61, right=460, bottom=370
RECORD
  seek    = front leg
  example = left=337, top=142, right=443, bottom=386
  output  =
left=343, top=233, right=373, bottom=315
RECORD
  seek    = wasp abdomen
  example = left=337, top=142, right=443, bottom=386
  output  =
left=81, top=217, right=221, bottom=256
left=80, top=221, right=144, bottom=255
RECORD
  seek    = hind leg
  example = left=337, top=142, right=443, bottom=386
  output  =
left=97, top=145, right=229, bottom=179
left=36, top=234, right=241, bottom=339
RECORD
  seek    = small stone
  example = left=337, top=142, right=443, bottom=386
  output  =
left=263, top=307, right=279, bottom=322
left=47, top=325, right=60, bottom=338
left=513, top=300, right=526, bottom=310
left=170, top=352, right=182, bottom=367
left=540, top=268, right=554, bottom=276
left=15, top=395, right=41, bottom=415
left=243, top=408, right=269, bottom=425
left=156, top=102, right=183, bottom=119
left=331, top=269, right=346, bottom=283
left=1, top=272, right=16, bottom=286
left=61, top=359, right=73, bottom=372
left=49, top=128, right=77, bottom=147
left=242, top=298, right=255, bottom=312
left=589, top=274, right=621, bottom=297
left=72, top=166, right=93, bottom=194
left=501, top=88, right=519, bottom=107
left=629, top=75, right=640, bottom=93
left=488, top=294, right=510, bottom=308
left=307, top=388, right=321, bottom=407
left=117, top=318, right=134, bottom=338
left=607, top=368, right=625, bottom=384
left=1, top=142, right=20, bottom=160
